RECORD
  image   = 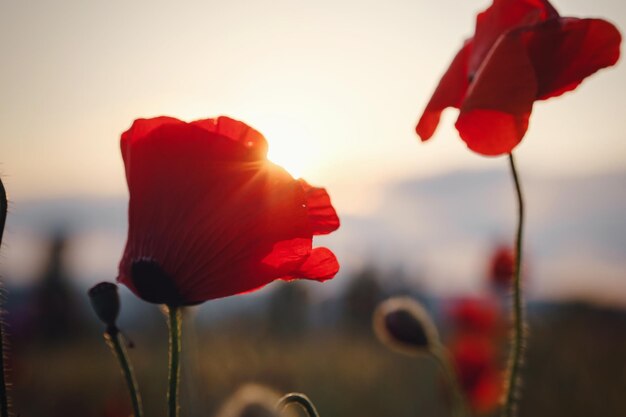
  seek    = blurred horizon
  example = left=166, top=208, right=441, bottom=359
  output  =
left=3, top=167, right=626, bottom=309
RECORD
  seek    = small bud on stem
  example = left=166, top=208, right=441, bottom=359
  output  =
left=373, top=296, right=439, bottom=356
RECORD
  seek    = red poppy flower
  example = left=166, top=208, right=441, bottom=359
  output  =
left=117, top=116, right=340, bottom=306
left=488, top=245, right=515, bottom=288
left=416, top=0, right=621, bottom=156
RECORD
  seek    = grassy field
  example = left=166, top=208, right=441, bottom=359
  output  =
left=8, top=300, right=626, bottom=417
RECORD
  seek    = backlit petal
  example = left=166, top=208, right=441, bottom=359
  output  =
left=416, top=40, right=473, bottom=141
left=456, top=30, right=537, bottom=155
left=293, top=247, right=339, bottom=282
left=299, top=179, right=340, bottom=235
left=117, top=116, right=339, bottom=304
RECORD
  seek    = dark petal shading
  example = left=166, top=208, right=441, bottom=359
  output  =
left=416, top=40, right=473, bottom=141
left=470, top=0, right=559, bottom=75
left=130, top=260, right=185, bottom=306
left=526, top=18, right=622, bottom=100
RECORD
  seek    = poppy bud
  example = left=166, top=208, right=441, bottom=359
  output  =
left=373, top=297, right=439, bottom=356
left=88, top=282, right=120, bottom=333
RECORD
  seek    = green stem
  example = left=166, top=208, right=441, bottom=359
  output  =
left=502, top=153, right=526, bottom=417
left=276, top=393, right=320, bottom=417
left=431, top=344, right=468, bottom=417
left=0, top=178, right=10, bottom=417
left=167, top=306, right=182, bottom=417
left=105, top=330, right=143, bottom=417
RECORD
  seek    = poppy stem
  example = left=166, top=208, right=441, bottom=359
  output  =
left=431, top=344, right=469, bottom=417
left=0, top=178, right=10, bottom=417
left=104, top=328, right=144, bottom=417
left=502, top=153, right=526, bottom=417
left=276, top=393, right=320, bottom=417
left=167, top=306, right=182, bottom=417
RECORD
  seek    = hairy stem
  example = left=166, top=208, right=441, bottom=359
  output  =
left=105, top=330, right=143, bottom=417
left=431, top=344, right=468, bottom=417
left=502, top=153, right=526, bottom=417
left=167, top=306, right=182, bottom=417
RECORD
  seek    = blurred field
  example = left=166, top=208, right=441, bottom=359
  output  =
left=7, top=280, right=626, bottom=417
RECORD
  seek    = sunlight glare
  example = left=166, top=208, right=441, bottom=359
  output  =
left=263, top=118, right=316, bottom=179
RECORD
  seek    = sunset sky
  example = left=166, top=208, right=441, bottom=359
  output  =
left=1, top=0, right=624, bottom=216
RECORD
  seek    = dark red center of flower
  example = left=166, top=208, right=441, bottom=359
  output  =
left=385, top=309, right=429, bottom=348
left=131, top=260, right=186, bottom=306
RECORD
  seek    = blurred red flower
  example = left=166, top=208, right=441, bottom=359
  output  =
left=447, top=298, right=499, bottom=335
left=450, top=336, right=502, bottom=413
left=117, top=116, right=340, bottom=306
left=488, top=246, right=515, bottom=288
left=416, top=0, right=621, bottom=156
left=470, top=368, right=502, bottom=414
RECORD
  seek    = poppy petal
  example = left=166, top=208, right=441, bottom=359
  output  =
left=470, top=0, right=559, bottom=75
left=120, top=116, right=184, bottom=183
left=293, top=247, right=339, bottom=282
left=298, top=179, right=340, bottom=235
left=456, top=29, right=537, bottom=155
left=190, top=116, right=268, bottom=159
left=525, top=18, right=622, bottom=100
left=416, top=40, right=473, bottom=141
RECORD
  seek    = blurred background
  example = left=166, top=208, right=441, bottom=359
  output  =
left=1, top=0, right=625, bottom=416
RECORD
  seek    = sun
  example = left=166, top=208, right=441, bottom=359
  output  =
left=262, top=118, right=315, bottom=179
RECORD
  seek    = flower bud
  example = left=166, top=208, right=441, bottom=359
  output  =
left=88, top=282, right=120, bottom=332
left=373, top=296, right=439, bottom=356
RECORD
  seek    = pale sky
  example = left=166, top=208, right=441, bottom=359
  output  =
left=1, top=0, right=624, bottom=215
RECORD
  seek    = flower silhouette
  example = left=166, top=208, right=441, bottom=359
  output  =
left=416, top=0, right=621, bottom=155
left=118, top=116, right=339, bottom=306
